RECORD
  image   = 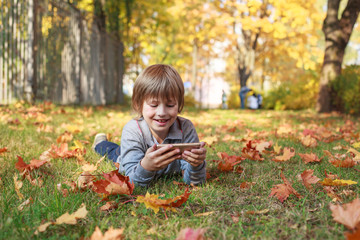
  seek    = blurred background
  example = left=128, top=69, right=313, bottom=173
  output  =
left=0, top=0, right=359, bottom=113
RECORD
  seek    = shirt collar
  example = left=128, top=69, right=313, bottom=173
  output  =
left=137, top=117, right=183, bottom=144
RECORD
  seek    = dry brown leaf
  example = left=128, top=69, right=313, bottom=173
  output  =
left=55, top=204, right=88, bottom=224
left=35, top=204, right=88, bottom=234
left=17, top=197, right=33, bottom=211
left=272, top=147, right=295, bottom=162
left=194, top=211, right=215, bottom=217
left=269, top=171, right=302, bottom=202
left=299, top=169, right=320, bottom=190
left=298, top=153, right=323, bottom=164
left=13, top=174, right=24, bottom=200
left=300, top=135, right=318, bottom=148
left=330, top=198, right=360, bottom=230
left=90, top=226, right=124, bottom=240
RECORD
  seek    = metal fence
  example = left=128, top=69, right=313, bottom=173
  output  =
left=0, top=0, right=124, bottom=105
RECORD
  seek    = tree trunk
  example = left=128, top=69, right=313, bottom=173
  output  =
left=316, top=0, right=360, bottom=113
left=237, top=30, right=255, bottom=88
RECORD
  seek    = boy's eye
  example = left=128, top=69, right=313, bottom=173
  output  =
left=166, top=104, right=175, bottom=107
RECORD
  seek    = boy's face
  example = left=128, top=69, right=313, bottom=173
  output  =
left=142, top=97, right=179, bottom=143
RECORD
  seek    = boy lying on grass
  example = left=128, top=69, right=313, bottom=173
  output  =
left=93, top=64, right=207, bottom=187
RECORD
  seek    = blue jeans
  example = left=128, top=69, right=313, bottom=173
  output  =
left=94, top=141, right=121, bottom=163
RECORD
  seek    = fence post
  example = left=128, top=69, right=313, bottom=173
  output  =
left=25, top=0, right=37, bottom=102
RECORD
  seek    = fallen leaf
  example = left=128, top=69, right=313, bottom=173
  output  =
left=15, top=155, right=48, bottom=173
left=136, top=188, right=191, bottom=214
left=56, top=204, right=88, bottom=224
left=175, top=227, right=206, bottom=240
left=320, top=178, right=357, bottom=186
left=298, top=153, right=323, bottom=164
left=90, top=226, right=124, bottom=240
left=300, top=135, right=318, bottom=148
left=100, top=201, right=119, bottom=211
left=269, top=171, right=302, bottom=202
left=272, top=147, right=295, bottom=162
left=240, top=181, right=256, bottom=189
left=77, top=172, right=95, bottom=190
left=241, top=141, right=264, bottom=161
left=351, top=142, right=360, bottom=149
left=345, top=227, right=360, bottom=240
left=323, top=186, right=342, bottom=202
left=273, top=142, right=281, bottom=154
left=194, top=211, right=215, bottom=217
left=35, top=204, right=88, bottom=234
left=330, top=198, right=360, bottom=230
left=13, top=174, right=24, bottom=200
left=92, top=170, right=134, bottom=197
left=216, top=152, right=244, bottom=172
left=324, top=150, right=356, bottom=168
left=18, top=197, right=33, bottom=211
left=56, top=131, right=73, bottom=143
left=348, top=148, right=360, bottom=162
left=245, top=209, right=269, bottom=215
left=0, top=147, right=8, bottom=154
left=299, top=169, right=320, bottom=190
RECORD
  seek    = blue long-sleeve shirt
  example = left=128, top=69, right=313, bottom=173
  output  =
left=118, top=116, right=206, bottom=187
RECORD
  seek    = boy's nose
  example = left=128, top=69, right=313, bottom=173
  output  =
left=156, top=105, right=166, bottom=116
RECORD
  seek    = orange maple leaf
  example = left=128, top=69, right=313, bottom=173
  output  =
left=92, top=170, right=134, bottom=196
left=216, top=152, right=244, bottom=172
left=298, top=152, right=323, bottom=164
left=269, top=171, right=302, bottom=203
left=56, top=131, right=73, bottom=143
left=345, top=226, right=360, bottom=240
left=49, top=143, right=86, bottom=160
left=241, top=141, right=264, bottom=161
left=272, top=147, right=295, bottom=162
left=15, top=155, right=48, bottom=173
left=330, top=198, right=360, bottom=230
left=323, top=150, right=356, bottom=168
left=0, top=147, right=8, bottom=154
left=299, top=169, right=320, bottom=190
left=136, top=188, right=191, bottom=213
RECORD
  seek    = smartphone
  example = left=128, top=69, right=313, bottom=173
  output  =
left=157, top=143, right=201, bottom=153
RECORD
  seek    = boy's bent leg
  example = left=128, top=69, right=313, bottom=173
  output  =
left=94, top=141, right=121, bottom=163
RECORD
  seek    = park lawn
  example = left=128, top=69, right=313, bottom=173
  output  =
left=0, top=102, right=359, bottom=239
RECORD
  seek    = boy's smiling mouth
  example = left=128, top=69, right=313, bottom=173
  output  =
left=154, top=119, right=169, bottom=123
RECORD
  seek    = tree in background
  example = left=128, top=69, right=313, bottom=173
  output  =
left=316, top=0, right=360, bottom=113
left=216, top=0, right=323, bottom=90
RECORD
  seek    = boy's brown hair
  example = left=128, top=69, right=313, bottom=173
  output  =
left=132, top=64, right=185, bottom=116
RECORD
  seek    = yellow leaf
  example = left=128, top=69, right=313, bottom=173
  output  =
left=194, top=211, right=215, bottom=217
left=333, top=179, right=357, bottom=186
left=351, top=142, right=360, bottom=149
left=273, top=143, right=281, bottom=154
left=136, top=192, right=162, bottom=214
left=70, top=140, right=85, bottom=151
left=321, top=178, right=357, bottom=186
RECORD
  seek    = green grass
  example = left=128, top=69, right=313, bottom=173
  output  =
left=0, top=103, right=359, bottom=239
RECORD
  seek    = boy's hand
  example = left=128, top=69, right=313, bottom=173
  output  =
left=140, top=144, right=182, bottom=171
left=182, top=142, right=206, bottom=167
